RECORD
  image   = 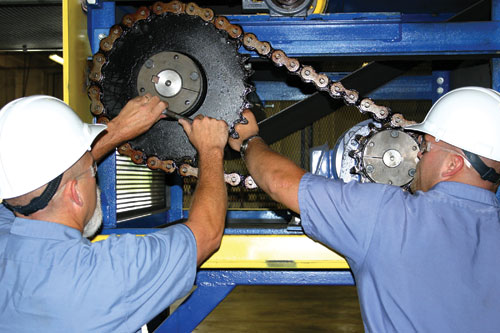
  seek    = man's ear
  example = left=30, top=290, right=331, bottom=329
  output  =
left=67, top=179, right=84, bottom=207
left=441, top=154, right=465, bottom=178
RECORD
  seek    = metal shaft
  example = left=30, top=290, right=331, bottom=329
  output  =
left=162, top=109, right=193, bottom=123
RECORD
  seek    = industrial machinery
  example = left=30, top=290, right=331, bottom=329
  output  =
left=63, top=0, right=500, bottom=330
left=88, top=1, right=421, bottom=190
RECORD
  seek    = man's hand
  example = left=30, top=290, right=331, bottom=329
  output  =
left=110, top=94, right=167, bottom=142
left=179, top=115, right=228, bottom=155
left=228, top=109, right=259, bottom=152
left=91, top=94, right=167, bottom=161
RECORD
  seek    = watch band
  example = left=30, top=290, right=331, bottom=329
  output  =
left=240, top=135, right=261, bottom=159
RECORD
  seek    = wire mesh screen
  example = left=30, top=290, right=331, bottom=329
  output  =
left=182, top=98, right=431, bottom=209
left=116, top=153, right=167, bottom=222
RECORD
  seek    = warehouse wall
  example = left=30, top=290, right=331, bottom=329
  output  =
left=0, top=53, right=63, bottom=108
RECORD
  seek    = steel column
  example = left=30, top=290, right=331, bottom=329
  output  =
left=98, top=153, right=117, bottom=228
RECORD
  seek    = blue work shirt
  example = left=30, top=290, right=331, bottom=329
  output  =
left=0, top=204, right=197, bottom=332
left=299, top=173, right=500, bottom=333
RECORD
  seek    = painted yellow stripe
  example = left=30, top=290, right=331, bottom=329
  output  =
left=93, top=234, right=349, bottom=269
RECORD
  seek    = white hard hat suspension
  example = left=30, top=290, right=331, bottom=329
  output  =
left=2, top=174, right=64, bottom=216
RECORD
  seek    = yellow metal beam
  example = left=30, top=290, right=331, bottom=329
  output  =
left=93, top=234, right=349, bottom=269
left=63, top=0, right=93, bottom=122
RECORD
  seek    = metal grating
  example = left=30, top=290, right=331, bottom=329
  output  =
left=0, top=4, right=62, bottom=51
left=116, top=153, right=167, bottom=222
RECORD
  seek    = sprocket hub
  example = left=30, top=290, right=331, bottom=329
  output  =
left=348, top=124, right=420, bottom=188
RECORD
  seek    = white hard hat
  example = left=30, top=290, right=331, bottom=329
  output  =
left=0, top=95, right=106, bottom=199
left=405, top=86, right=500, bottom=162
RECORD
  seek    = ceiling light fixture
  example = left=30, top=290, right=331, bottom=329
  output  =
left=49, top=54, right=64, bottom=65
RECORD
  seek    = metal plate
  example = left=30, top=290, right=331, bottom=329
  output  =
left=362, top=129, right=419, bottom=186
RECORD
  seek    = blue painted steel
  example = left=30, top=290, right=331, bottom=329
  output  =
left=86, top=7, right=500, bottom=58
left=495, top=0, right=500, bottom=22
left=254, top=74, right=437, bottom=102
left=100, top=226, right=304, bottom=236
left=156, top=270, right=354, bottom=331
left=196, top=270, right=355, bottom=286
left=223, top=227, right=303, bottom=235
left=431, top=71, right=451, bottom=103
left=166, top=176, right=184, bottom=222
left=227, top=210, right=287, bottom=220
left=331, top=0, right=478, bottom=14
left=98, top=152, right=117, bottom=228
left=179, top=209, right=294, bottom=220
left=155, top=283, right=235, bottom=332
left=87, top=2, right=115, bottom=54
left=229, top=18, right=500, bottom=57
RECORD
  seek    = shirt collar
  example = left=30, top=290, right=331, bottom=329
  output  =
left=10, top=217, right=83, bottom=241
left=430, top=181, right=500, bottom=207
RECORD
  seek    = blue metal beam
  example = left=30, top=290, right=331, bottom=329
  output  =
left=87, top=7, right=500, bottom=58
left=98, top=153, right=117, bottom=228
left=155, top=283, right=235, bottom=332
left=254, top=74, right=449, bottom=101
left=230, top=18, right=500, bottom=57
left=156, top=270, right=354, bottom=332
left=196, top=270, right=355, bottom=285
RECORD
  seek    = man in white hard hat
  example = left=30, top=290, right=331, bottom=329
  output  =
left=228, top=86, right=500, bottom=332
left=0, top=95, right=228, bottom=331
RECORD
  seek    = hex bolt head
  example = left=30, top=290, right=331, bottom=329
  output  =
left=190, top=71, right=199, bottom=80
left=366, top=164, right=374, bottom=173
left=408, top=168, right=416, bottom=177
left=390, top=130, right=399, bottom=138
left=145, top=59, right=154, bottom=69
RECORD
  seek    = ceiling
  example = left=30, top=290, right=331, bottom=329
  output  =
left=0, top=0, right=486, bottom=52
left=0, top=1, right=61, bottom=52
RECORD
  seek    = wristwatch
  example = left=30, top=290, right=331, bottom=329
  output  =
left=240, top=135, right=261, bottom=159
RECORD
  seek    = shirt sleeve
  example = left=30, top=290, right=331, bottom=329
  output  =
left=298, top=173, right=389, bottom=267
left=92, top=223, right=197, bottom=330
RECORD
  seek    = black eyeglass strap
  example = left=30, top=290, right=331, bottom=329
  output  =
left=3, top=174, right=63, bottom=216
left=462, top=150, right=500, bottom=185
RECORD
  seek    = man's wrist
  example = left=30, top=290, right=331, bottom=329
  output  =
left=240, top=135, right=261, bottom=159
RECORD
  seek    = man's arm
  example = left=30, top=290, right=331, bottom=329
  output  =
left=179, top=116, right=228, bottom=265
left=229, top=109, right=306, bottom=214
left=91, top=94, right=166, bottom=161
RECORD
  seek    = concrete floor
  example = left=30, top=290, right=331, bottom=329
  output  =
left=190, top=285, right=364, bottom=332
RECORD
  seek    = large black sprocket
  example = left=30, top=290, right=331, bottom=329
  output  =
left=99, top=13, right=252, bottom=163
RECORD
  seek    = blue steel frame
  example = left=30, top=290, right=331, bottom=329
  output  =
left=86, top=1, right=500, bottom=330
